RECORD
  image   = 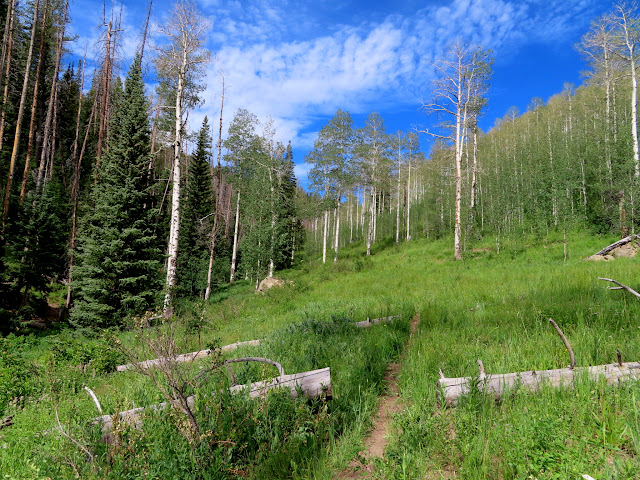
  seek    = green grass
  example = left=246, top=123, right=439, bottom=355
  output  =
left=2, top=230, right=640, bottom=478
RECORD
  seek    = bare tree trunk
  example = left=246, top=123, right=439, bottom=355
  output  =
left=19, top=2, right=49, bottom=202
left=229, top=191, right=240, bottom=283
left=322, top=209, right=328, bottom=263
left=164, top=54, right=186, bottom=310
left=2, top=0, right=40, bottom=227
left=406, top=160, right=411, bottom=241
left=366, top=187, right=374, bottom=256
left=66, top=57, right=89, bottom=309
left=333, top=198, right=340, bottom=262
left=205, top=75, right=225, bottom=300
left=35, top=0, right=67, bottom=189
left=0, top=0, right=15, bottom=158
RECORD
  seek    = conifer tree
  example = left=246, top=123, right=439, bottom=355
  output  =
left=177, top=117, right=214, bottom=297
left=70, top=56, right=161, bottom=328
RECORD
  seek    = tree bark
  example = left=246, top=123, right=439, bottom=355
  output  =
left=19, top=2, right=49, bottom=202
left=229, top=191, right=240, bottom=283
left=2, top=0, right=40, bottom=227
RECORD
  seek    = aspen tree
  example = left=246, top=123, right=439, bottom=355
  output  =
left=420, top=41, right=492, bottom=260
left=155, top=0, right=210, bottom=310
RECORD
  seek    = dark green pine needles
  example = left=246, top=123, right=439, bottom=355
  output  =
left=70, top=56, right=162, bottom=328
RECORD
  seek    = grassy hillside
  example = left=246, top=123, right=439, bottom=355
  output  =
left=2, top=230, right=640, bottom=479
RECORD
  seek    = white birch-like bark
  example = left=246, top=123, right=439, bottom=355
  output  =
left=333, top=200, right=340, bottom=262
left=322, top=209, right=328, bottom=263
left=164, top=56, right=185, bottom=310
left=230, top=192, right=240, bottom=283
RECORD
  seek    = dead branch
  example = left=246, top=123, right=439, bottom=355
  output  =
left=549, top=318, right=576, bottom=369
left=83, top=387, right=102, bottom=414
left=598, top=277, right=640, bottom=300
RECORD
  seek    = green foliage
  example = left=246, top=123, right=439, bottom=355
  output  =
left=70, top=57, right=162, bottom=328
left=177, top=117, right=215, bottom=297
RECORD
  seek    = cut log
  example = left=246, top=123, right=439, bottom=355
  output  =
left=93, top=366, right=330, bottom=433
left=438, top=361, right=640, bottom=407
left=355, top=315, right=400, bottom=328
left=593, top=235, right=640, bottom=256
left=115, top=339, right=262, bottom=372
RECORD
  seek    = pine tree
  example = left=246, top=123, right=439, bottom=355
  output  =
left=70, top=56, right=161, bottom=328
left=177, top=117, right=214, bottom=297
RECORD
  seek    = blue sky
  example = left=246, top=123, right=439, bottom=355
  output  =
left=67, top=0, right=612, bottom=188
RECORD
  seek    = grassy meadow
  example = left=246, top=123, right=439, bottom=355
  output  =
left=2, top=230, right=640, bottom=478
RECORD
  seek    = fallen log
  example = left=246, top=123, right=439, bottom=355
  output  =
left=598, top=277, right=640, bottom=300
left=593, top=234, right=640, bottom=256
left=94, top=359, right=330, bottom=433
left=437, top=361, right=640, bottom=407
left=115, top=339, right=262, bottom=372
left=355, top=315, right=400, bottom=328
left=229, top=367, right=331, bottom=399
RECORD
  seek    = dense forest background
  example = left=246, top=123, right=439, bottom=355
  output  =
left=0, top=0, right=637, bottom=333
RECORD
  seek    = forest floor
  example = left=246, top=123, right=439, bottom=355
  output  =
left=335, top=314, right=421, bottom=479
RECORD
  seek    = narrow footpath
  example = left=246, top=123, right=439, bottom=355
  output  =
left=335, top=313, right=421, bottom=479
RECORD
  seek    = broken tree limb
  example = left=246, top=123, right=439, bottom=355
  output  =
left=437, top=361, right=640, bottom=407
left=549, top=318, right=575, bottom=369
left=594, top=235, right=640, bottom=256
left=355, top=315, right=400, bottom=328
left=93, top=362, right=331, bottom=433
left=83, top=386, right=103, bottom=414
left=115, top=339, right=262, bottom=372
left=598, top=277, right=640, bottom=300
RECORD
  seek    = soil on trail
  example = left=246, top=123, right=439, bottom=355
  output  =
left=335, top=314, right=420, bottom=479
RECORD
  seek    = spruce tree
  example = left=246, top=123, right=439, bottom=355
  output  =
left=70, top=56, right=161, bottom=328
left=177, top=117, right=214, bottom=297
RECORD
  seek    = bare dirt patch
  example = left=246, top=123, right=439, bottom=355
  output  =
left=334, top=314, right=420, bottom=479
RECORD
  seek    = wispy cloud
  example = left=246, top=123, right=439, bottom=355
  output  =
left=68, top=0, right=608, bottom=152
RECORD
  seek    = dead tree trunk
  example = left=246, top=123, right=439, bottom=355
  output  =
left=2, top=0, right=40, bottom=226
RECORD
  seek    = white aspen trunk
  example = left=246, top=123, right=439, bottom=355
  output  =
left=322, top=209, right=328, bottom=264
left=230, top=192, right=240, bottom=283
left=470, top=127, right=478, bottom=211
left=548, top=119, right=558, bottom=225
left=333, top=200, right=340, bottom=263
left=396, top=153, right=401, bottom=244
left=348, top=195, right=353, bottom=244
left=2, top=0, right=39, bottom=225
left=406, top=160, right=411, bottom=241
left=453, top=66, right=464, bottom=260
left=164, top=55, right=186, bottom=310
left=366, top=187, right=374, bottom=256
left=268, top=168, right=275, bottom=278
left=621, top=10, right=640, bottom=177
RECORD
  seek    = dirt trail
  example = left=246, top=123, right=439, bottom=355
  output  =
left=335, top=314, right=420, bottom=479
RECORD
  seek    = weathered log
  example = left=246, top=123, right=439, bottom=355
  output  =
left=437, top=361, right=640, bottom=407
left=593, top=234, right=640, bottom=256
left=229, top=367, right=331, bottom=399
left=115, top=339, right=262, bottom=372
left=94, top=364, right=330, bottom=433
left=598, top=277, right=640, bottom=300
left=355, top=315, right=400, bottom=328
